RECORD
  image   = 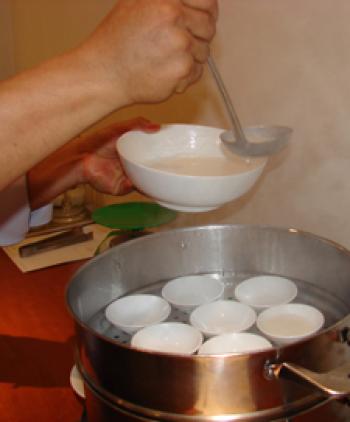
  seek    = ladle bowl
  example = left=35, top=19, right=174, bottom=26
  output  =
left=220, top=125, right=293, bottom=157
left=207, top=56, right=293, bottom=157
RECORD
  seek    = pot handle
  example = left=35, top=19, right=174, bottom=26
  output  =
left=267, top=362, right=350, bottom=400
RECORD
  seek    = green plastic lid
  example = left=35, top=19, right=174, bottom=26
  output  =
left=92, top=202, right=177, bottom=231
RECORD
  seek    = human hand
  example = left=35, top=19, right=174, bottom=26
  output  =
left=27, top=118, right=158, bottom=210
left=80, top=0, right=218, bottom=106
left=81, top=118, right=160, bottom=195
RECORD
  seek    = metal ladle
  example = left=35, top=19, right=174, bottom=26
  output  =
left=207, top=56, right=292, bottom=157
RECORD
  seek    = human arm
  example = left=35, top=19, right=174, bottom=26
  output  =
left=27, top=118, right=159, bottom=210
left=0, top=0, right=218, bottom=192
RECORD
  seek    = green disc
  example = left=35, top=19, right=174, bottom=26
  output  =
left=92, top=202, right=177, bottom=230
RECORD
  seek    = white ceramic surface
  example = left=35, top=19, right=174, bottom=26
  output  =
left=189, top=299, right=257, bottom=337
left=235, top=275, right=298, bottom=309
left=105, top=294, right=171, bottom=334
left=161, top=275, right=225, bottom=313
left=131, top=322, right=203, bottom=355
left=256, top=303, right=325, bottom=345
left=198, top=332, right=273, bottom=355
left=116, top=124, right=267, bottom=212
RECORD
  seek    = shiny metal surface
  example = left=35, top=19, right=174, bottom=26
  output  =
left=84, top=382, right=350, bottom=422
left=67, top=225, right=350, bottom=420
left=207, top=57, right=292, bottom=157
left=268, top=361, right=350, bottom=399
left=19, top=227, right=92, bottom=257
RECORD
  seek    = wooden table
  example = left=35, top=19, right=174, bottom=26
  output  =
left=0, top=249, right=84, bottom=422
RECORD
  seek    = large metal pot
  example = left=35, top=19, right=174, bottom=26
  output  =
left=67, top=225, right=350, bottom=421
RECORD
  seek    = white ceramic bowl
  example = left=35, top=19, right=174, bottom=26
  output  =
left=234, top=275, right=298, bottom=309
left=131, top=322, right=203, bottom=355
left=117, top=124, right=267, bottom=212
left=256, top=303, right=325, bottom=345
left=161, top=275, right=225, bottom=313
left=105, top=294, right=171, bottom=334
left=189, top=300, right=257, bottom=337
left=198, top=332, right=273, bottom=355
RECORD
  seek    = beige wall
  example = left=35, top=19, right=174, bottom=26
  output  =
left=10, top=0, right=115, bottom=71
left=6, top=1, right=350, bottom=247
left=0, top=0, right=15, bottom=79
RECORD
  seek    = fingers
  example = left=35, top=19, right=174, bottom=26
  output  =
left=82, top=153, right=134, bottom=196
left=106, top=118, right=159, bottom=137
left=117, top=177, right=134, bottom=195
left=175, top=62, right=203, bottom=93
left=95, top=118, right=160, bottom=142
left=132, top=118, right=160, bottom=133
left=181, top=0, right=219, bottom=21
left=107, top=117, right=160, bottom=137
left=190, top=37, right=210, bottom=63
left=172, top=38, right=206, bottom=92
left=78, top=117, right=160, bottom=158
left=172, top=0, right=217, bottom=94
left=182, top=4, right=217, bottom=42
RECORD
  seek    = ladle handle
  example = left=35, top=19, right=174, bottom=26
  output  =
left=267, top=361, right=350, bottom=400
left=207, top=56, right=246, bottom=144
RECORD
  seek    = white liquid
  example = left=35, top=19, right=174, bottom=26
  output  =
left=264, top=315, right=316, bottom=336
left=146, top=156, right=263, bottom=176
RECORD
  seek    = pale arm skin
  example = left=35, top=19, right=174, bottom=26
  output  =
left=27, top=118, right=160, bottom=210
left=0, top=0, right=218, bottom=192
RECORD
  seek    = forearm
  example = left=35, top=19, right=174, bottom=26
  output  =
left=0, top=48, right=122, bottom=192
left=27, top=136, right=86, bottom=210
left=26, top=116, right=157, bottom=210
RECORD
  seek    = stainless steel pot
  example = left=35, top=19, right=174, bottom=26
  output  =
left=66, top=225, right=350, bottom=421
